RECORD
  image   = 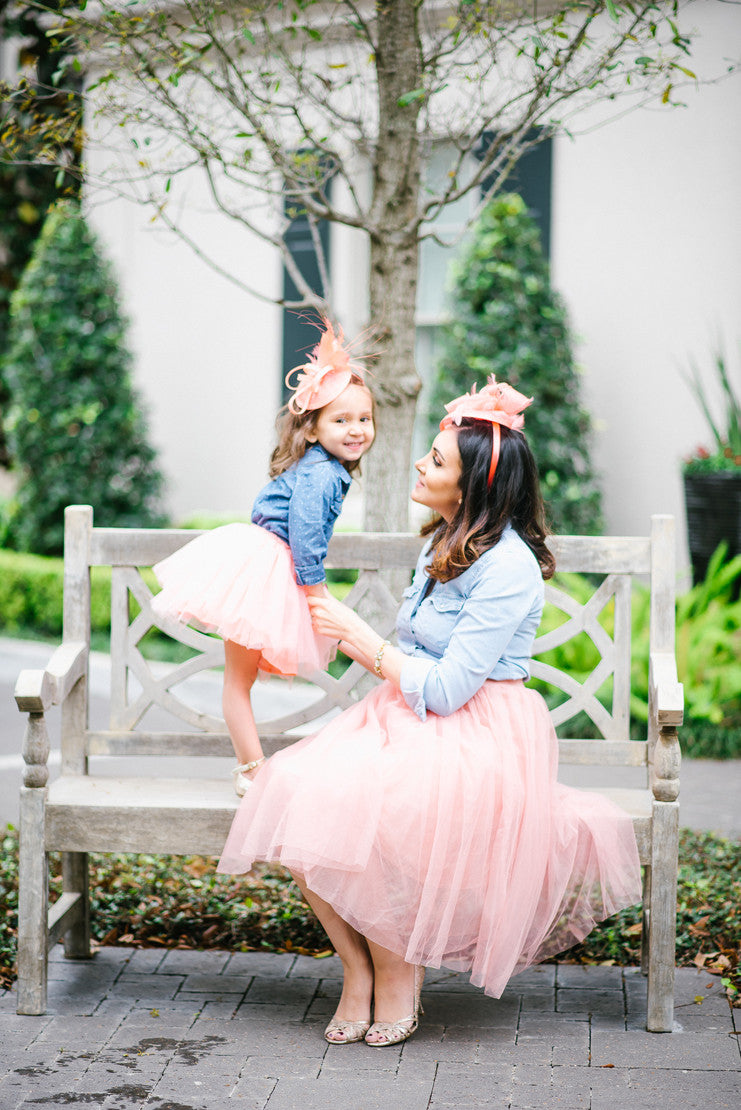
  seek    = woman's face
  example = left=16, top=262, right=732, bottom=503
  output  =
left=411, top=428, right=462, bottom=522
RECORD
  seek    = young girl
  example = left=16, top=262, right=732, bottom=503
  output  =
left=152, top=320, right=375, bottom=796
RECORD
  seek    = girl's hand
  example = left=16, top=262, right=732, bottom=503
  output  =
left=306, top=593, right=367, bottom=642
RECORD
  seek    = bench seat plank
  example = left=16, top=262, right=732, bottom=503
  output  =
left=44, top=775, right=652, bottom=861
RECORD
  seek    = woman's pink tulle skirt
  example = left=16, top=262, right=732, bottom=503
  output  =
left=151, top=523, right=336, bottom=677
left=218, top=679, right=642, bottom=997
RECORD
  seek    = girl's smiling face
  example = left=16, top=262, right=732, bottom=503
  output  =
left=308, top=383, right=375, bottom=464
left=411, top=428, right=462, bottom=521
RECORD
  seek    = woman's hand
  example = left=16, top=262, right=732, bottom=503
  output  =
left=306, top=593, right=368, bottom=643
left=308, top=593, right=405, bottom=688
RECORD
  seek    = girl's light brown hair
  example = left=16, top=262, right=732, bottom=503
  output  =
left=269, top=373, right=373, bottom=478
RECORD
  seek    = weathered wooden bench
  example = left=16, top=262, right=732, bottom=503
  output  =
left=15, top=505, right=683, bottom=1029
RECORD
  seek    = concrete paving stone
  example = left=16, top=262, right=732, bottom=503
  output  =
left=513, top=965, right=557, bottom=988
left=648, top=998, right=734, bottom=1034
left=192, top=1001, right=240, bottom=1019
left=124, top=997, right=204, bottom=1016
left=304, top=990, right=341, bottom=1021
left=243, top=975, right=318, bottom=1008
left=260, top=1075, right=434, bottom=1110
left=556, top=988, right=625, bottom=1018
left=89, top=999, right=138, bottom=1020
left=475, top=1034, right=553, bottom=1067
left=241, top=1054, right=322, bottom=1080
left=555, top=965, right=625, bottom=989
left=509, top=1077, right=592, bottom=1110
left=590, top=1029, right=741, bottom=1070
left=222, top=951, right=294, bottom=978
left=157, top=949, right=231, bottom=976
left=33, top=1013, right=126, bottom=1051
left=673, top=966, right=730, bottom=1004
left=288, top=954, right=343, bottom=980
left=0, top=1013, right=53, bottom=1043
left=390, top=1023, right=475, bottom=1064
left=148, top=1056, right=245, bottom=1101
left=185, top=1017, right=327, bottom=1058
left=421, top=990, right=520, bottom=1028
left=173, top=990, right=245, bottom=1008
left=46, top=961, right=119, bottom=986
left=320, top=1046, right=400, bottom=1074
left=224, top=1075, right=278, bottom=1108
left=519, top=988, right=558, bottom=1012
left=121, top=1004, right=200, bottom=1026
left=422, top=968, right=479, bottom=993
left=118, top=948, right=166, bottom=974
left=181, top=972, right=251, bottom=994
left=517, top=1018, right=590, bottom=1066
left=517, top=1013, right=589, bottom=1038
left=391, top=1056, right=442, bottom=1084
left=234, top=1002, right=317, bottom=1025
left=104, top=977, right=185, bottom=1003
left=428, top=1062, right=513, bottom=1107
left=589, top=1066, right=741, bottom=1110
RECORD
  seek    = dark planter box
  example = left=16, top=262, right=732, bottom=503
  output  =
left=683, top=470, right=741, bottom=585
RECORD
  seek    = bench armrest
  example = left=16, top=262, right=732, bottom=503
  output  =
left=649, top=652, right=684, bottom=727
left=648, top=652, right=683, bottom=803
left=15, top=641, right=89, bottom=714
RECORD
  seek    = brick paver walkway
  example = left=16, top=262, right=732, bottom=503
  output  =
left=1, top=946, right=739, bottom=1109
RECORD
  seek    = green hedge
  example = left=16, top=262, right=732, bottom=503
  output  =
left=0, top=548, right=112, bottom=638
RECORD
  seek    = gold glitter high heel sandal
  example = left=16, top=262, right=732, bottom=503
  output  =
left=324, top=1017, right=372, bottom=1044
left=364, top=965, right=425, bottom=1048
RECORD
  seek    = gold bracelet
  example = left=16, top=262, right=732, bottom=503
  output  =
left=373, top=640, right=390, bottom=678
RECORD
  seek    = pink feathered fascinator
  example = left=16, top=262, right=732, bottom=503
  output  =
left=440, top=376, right=533, bottom=487
left=285, top=319, right=366, bottom=416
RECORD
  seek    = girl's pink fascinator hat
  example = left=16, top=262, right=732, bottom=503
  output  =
left=286, top=319, right=366, bottom=415
left=440, top=376, right=533, bottom=487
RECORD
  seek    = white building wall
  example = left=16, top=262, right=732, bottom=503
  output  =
left=85, top=174, right=283, bottom=523
left=551, top=1, right=741, bottom=580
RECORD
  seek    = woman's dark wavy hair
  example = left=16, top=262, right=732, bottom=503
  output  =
left=422, top=419, right=555, bottom=581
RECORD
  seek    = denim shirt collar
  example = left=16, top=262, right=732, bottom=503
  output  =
left=305, top=443, right=352, bottom=489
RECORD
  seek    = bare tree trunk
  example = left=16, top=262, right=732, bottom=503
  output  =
left=363, top=0, right=423, bottom=534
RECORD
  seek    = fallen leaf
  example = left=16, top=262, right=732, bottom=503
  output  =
left=693, top=995, right=704, bottom=1004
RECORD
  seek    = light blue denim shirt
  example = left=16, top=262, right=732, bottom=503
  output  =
left=251, top=444, right=352, bottom=586
left=396, top=525, right=545, bottom=721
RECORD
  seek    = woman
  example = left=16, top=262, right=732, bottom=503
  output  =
left=218, top=378, right=642, bottom=1048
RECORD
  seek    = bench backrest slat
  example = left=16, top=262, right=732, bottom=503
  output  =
left=63, top=506, right=675, bottom=773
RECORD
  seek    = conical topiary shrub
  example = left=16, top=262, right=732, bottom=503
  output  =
left=2, top=200, right=164, bottom=554
left=429, top=193, right=603, bottom=535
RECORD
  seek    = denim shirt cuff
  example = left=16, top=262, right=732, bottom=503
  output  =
left=400, top=657, right=436, bottom=722
left=293, top=562, right=326, bottom=586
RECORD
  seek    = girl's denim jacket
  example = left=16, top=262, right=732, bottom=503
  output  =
left=396, top=525, right=545, bottom=721
left=251, top=444, right=351, bottom=586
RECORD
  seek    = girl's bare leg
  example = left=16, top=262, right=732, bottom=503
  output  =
left=292, top=873, right=374, bottom=1026
left=222, top=640, right=263, bottom=769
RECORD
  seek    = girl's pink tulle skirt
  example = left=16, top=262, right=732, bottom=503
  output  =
left=218, top=679, right=642, bottom=997
left=151, top=523, right=336, bottom=677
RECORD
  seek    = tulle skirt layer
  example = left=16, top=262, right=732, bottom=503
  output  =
left=218, top=679, right=641, bottom=997
left=151, top=523, right=336, bottom=677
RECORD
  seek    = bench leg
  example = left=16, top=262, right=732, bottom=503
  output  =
left=640, top=865, right=651, bottom=976
left=17, top=786, right=49, bottom=1015
left=62, top=852, right=91, bottom=959
left=646, top=800, right=679, bottom=1032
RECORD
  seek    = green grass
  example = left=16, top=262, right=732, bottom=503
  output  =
left=1, top=827, right=738, bottom=1004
